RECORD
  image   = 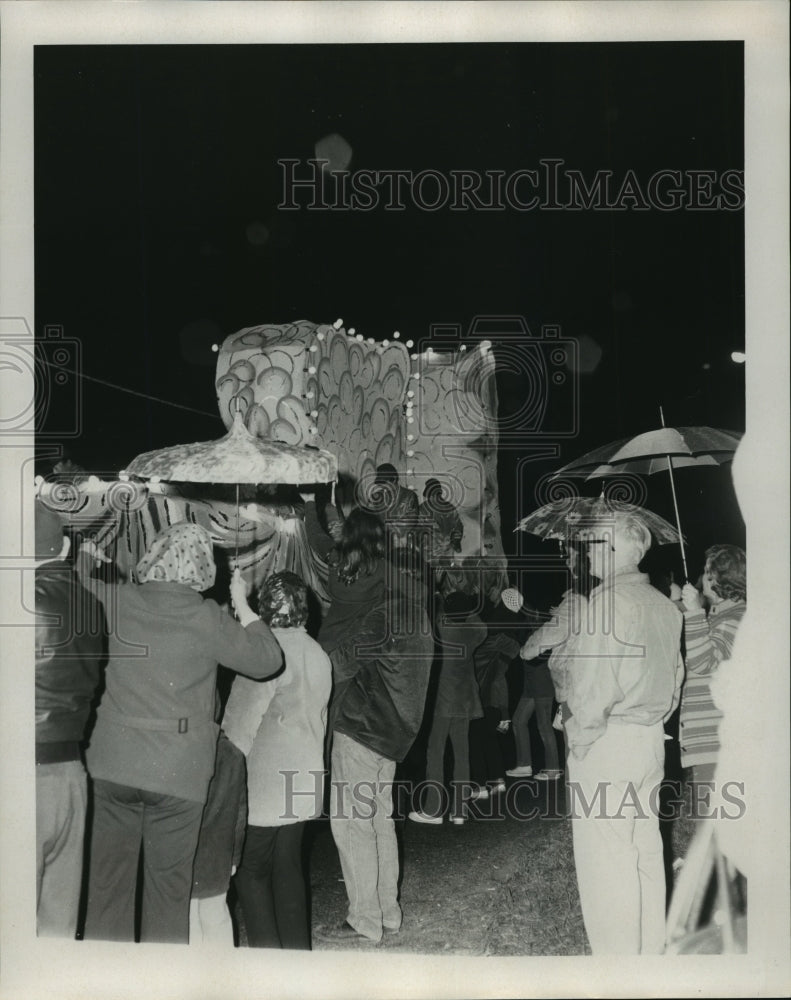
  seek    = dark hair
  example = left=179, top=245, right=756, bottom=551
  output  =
left=705, top=544, right=746, bottom=602
left=375, top=463, right=398, bottom=484
left=336, top=507, right=386, bottom=586
left=386, top=546, right=427, bottom=598
left=443, top=590, right=478, bottom=617
left=422, top=477, right=455, bottom=515
left=257, top=570, right=309, bottom=628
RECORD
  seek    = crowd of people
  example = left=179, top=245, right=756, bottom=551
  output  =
left=34, top=460, right=747, bottom=954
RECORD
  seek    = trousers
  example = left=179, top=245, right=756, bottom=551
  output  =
left=512, top=695, right=559, bottom=772
left=424, top=715, right=469, bottom=819
left=188, top=895, right=234, bottom=946
left=330, top=731, right=400, bottom=942
left=469, top=707, right=505, bottom=785
left=567, top=722, right=666, bottom=955
left=83, top=779, right=204, bottom=943
left=36, top=760, right=88, bottom=938
left=234, top=822, right=309, bottom=949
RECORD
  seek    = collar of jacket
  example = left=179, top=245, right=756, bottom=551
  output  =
left=589, top=566, right=647, bottom=598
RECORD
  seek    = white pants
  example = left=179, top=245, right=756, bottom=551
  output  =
left=329, top=731, right=400, bottom=942
left=36, top=761, right=88, bottom=938
left=189, top=894, right=234, bottom=946
left=567, top=722, right=666, bottom=955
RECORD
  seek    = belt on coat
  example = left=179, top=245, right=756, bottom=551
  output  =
left=99, top=708, right=212, bottom=734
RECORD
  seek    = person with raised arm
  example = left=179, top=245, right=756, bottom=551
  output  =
left=77, top=523, right=282, bottom=944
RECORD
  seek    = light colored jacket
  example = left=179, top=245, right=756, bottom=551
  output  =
left=562, top=569, right=684, bottom=759
left=521, top=590, right=586, bottom=703
left=223, top=627, right=332, bottom=826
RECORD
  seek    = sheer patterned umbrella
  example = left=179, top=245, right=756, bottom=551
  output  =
left=125, top=410, right=337, bottom=485
left=124, top=409, right=338, bottom=561
left=516, top=495, right=682, bottom=545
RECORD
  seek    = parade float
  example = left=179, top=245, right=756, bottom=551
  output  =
left=39, top=319, right=509, bottom=604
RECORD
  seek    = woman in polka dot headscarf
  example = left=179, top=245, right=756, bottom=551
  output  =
left=135, top=522, right=217, bottom=591
left=76, top=521, right=284, bottom=945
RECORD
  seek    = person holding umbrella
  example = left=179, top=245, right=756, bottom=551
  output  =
left=77, top=523, right=284, bottom=944
left=678, top=545, right=747, bottom=788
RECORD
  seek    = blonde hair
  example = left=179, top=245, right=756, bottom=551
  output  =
left=613, top=513, right=652, bottom=560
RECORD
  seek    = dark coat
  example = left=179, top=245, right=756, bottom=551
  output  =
left=191, top=732, right=247, bottom=899
left=85, top=580, right=283, bottom=803
left=521, top=658, right=556, bottom=699
left=474, top=633, right=521, bottom=715
left=331, top=585, right=434, bottom=763
left=303, top=499, right=386, bottom=657
left=418, top=498, right=463, bottom=561
left=434, top=615, right=488, bottom=720
left=318, top=559, right=386, bottom=658
left=35, top=561, right=104, bottom=761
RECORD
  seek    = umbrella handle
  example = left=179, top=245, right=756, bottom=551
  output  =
left=666, top=453, right=689, bottom=581
left=234, top=482, right=240, bottom=569
left=660, top=406, right=689, bottom=582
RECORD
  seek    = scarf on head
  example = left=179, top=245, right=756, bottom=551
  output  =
left=136, top=522, right=216, bottom=591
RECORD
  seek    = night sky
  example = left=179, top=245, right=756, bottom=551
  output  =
left=34, top=41, right=746, bottom=568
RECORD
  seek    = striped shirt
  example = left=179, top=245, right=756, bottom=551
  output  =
left=679, top=598, right=746, bottom=770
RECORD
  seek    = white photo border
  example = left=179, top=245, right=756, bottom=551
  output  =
left=1, top=3, right=788, bottom=998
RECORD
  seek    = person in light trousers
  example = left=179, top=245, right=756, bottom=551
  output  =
left=562, top=514, right=683, bottom=954
left=321, top=549, right=433, bottom=943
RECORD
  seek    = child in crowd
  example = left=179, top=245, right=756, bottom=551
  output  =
left=513, top=543, right=597, bottom=779
left=410, top=590, right=488, bottom=825
left=189, top=731, right=247, bottom=945
left=223, top=571, right=332, bottom=949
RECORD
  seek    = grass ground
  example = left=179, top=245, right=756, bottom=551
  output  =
left=235, top=781, right=591, bottom=955
left=304, top=771, right=704, bottom=957
left=233, top=776, right=703, bottom=956
left=308, top=803, right=588, bottom=955
left=230, top=704, right=705, bottom=958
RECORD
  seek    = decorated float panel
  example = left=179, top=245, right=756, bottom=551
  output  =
left=404, top=340, right=507, bottom=596
left=216, top=320, right=508, bottom=597
left=39, top=318, right=508, bottom=603
left=215, top=320, right=410, bottom=500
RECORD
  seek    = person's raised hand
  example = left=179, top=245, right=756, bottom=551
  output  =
left=229, top=567, right=250, bottom=612
left=681, top=582, right=703, bottom=612
left=79, top=539, right=111, bottom=568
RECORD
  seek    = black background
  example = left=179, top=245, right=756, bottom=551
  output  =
left=34, top=42, right=745, bottom=571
